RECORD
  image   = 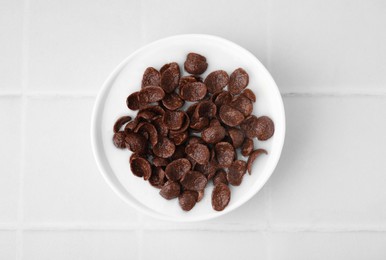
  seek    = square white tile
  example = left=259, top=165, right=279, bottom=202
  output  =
left=0, top=231, right=16, bottom=260
left=142, top=230, right=268, bottom=260
left=269, top=96, right=386, bottom=228
left=0, top=0, right=23, bottom=92
left=23, top=97, right=138, bottom=223
left=270, top=232, right=386, bottom=260
left=22, top=231, right=138, bottom=260
left=142, top=0, right=269, bottom=65
left=270, top=0, right=386, bottom=93
left=0, top=97, right=21, bottom=223
left=27, top=0, right=143, bottom=94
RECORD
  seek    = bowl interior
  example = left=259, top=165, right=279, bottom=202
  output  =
left=91, top=34, right=285, bottom=222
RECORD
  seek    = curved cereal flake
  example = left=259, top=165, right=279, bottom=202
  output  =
left=113, top=131, right=126, bottom=148
left=170, top=145, right=186, bottom=161
left=169, top=131, right=189, bottom=146
left=169, top=112, right=190, bottom=134
left=195, top=159, right=217, bottom=178
left=179, top=75, right=197, bottom=89
left=212, top=183, right=231, bottom=211
left=130, top=157, right=151, bottom=180
left=241, top=138, right=254, bottom=156
left=162, top=93, right=184, bottom=111
left=149, top=167, right=167, bottom=188
left=126, top=92, right=141, bottom=110
left=159, top=181, right=181, bottom=199
left=165, top=158, right=191, bottom=181
left=140, top=105, right=165, bottom=117
left=163, top=110, right=185, bottom=131
left=152, top=157, right=169, bottom=167
left=161, top=63, right=180, bottom=93
left=242, top=88, right=256, bottom=102
left=153, top=137, right=175, bottom=158
left=142, top=67, right=161, bottom=88
left=215, top=142, right=235, bottom=168
left=230, top=94, right=253, bottom=117
left=204, top=70, right=229, bottom=94
left=196, top=100, right=217, bottom=118
left=136, top=110, right=156, bottom=121
left=256, top=116, right=275, bottom=141
left=229, top=68, right=249, bottom=94
left=113, top=116, right=132, bottom=133
left=135, top=122, right=158, bottom=146
left=247, top=149, right=267, bottom=175
left=219, top=105, right=245, bottom=127
left=184, top=53, right=208, bottom=75
left=152, top=116, right=168, bottom=137
left=213, top=169, right=228, bottom=186
left=201, top=125, right=226, bottom=144
left=124, top=132, right=147, bottom=154
left=227, top=160, right=247, bottom=186
left=187, top=136, right=203, bottom=145
left=180, top=171, right=208, bottom=191
left=190, top=117, right=209, bottom=131
left=179, top=190, right=198, bottom=211
left=227, top=128, right=244, bottom=148
left=180, top=82, right=207, bottom=102
left=185, top=143, right=210, bottom=165
left=139, top=86, right=165, bottom=103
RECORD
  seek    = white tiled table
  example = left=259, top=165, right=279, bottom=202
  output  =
left=1, top=0, right=386, bottom=259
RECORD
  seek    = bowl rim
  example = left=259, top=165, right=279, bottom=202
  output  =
left=90, top=34, right=286, bottom=222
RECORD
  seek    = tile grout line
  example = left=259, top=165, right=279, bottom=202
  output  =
left=2, top=91, right=386, bottom=99
left=3, top=222, right=386, bottom=232
left=16, top=0, right=30, bottom=258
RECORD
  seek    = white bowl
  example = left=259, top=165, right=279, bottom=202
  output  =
left=91, top=34, right=285, bottom=222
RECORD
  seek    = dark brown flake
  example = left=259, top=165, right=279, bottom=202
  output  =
left=213, top=169, right=228, bottom=186
left=113, top=131, right=126, bottom=148
left=130, top=157, right=151, bottom=180
left=124, top=132, right=147, bottom=154
left=160, top=181, right=181, bottom=199
left=227, top=160, right=247, bottom=186
left=179, top=190, right=197, bottom=211
left=219, top=105, right=245, bottom=127
left=139, top=86, right=165, bottom=103
left=184, top=53, right=208, bottom=75
left=113, top=116, right=132, bottom=133
left=212, top=183, right=231, bottom=211
left=201, top=125, right=226, bottom=144
left=153, top=137, right=175, bottom=158
left=161, top=62, right=180, bottom=93
left=241, top=138, right=254, bottom=156
left=162, top=93, right=184, bottom=111
left=227, top=128, right=245, bottom=148
left=180, top=82, right=207, bottom=102
left=142, top=67, right=161, bottom=88
left=229, top=68, right=249, bottom=94
left=204, top=70, right=229, bottom=94
left=215, top=142, right=235, bottom=168
left=181, top=171, right=208, bottom=191
left=185, top=143, right=210, bottom=165
left=165, top=158, right=191, bottom=181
